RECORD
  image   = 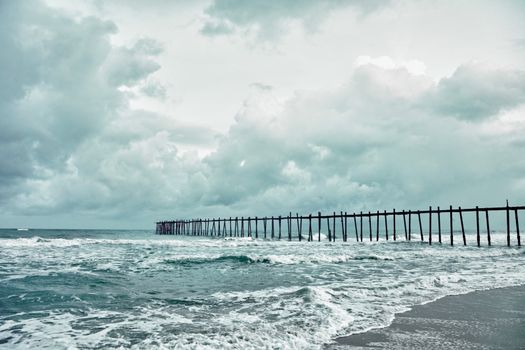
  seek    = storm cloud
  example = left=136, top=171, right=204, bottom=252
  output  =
left=1, top=0, right=524, bottom=228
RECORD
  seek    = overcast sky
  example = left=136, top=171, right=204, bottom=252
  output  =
left=1, top=0, right=525, bottom=229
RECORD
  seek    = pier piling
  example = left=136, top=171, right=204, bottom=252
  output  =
left=157, top=203, right=524, bottom=247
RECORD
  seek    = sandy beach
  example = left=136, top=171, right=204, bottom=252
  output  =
left=329, top=284, right=525, bottom=349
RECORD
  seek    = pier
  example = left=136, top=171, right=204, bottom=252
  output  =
left=156, top=202, right=523, bottom=247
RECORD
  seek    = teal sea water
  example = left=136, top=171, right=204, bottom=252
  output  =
left=0, top=229, right=524, bottom=349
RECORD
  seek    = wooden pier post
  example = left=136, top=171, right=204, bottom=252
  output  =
left=485, top=210, right=491, bottom=246
left=368, top=211, right=372, bottom=242
left=329, top=213, right=333, bottom=241
left=437, top=206, right=441, bottom=244
left=418, top=210, right=423, bottom=242
left=297, top=213, right=302, bottom=242
left=241, top=217, right=244, bottom=237
left=288, top=213, right=292, bottom=241
left=376, top=210, right=379, bottom=241
left=326, top=217, right=331, bottom=241
left=353, top=213, right=359, bottom=242
left=345, top=212, right=348, bottom=242
left=360, top=211, right=363, bottom=242
left=429, top=206, right=432, bottom=245
left=295, top=213, right=303, bottom=242
left=309, top=214, right=313, bottom=241
left=279, top=216, right=282, bottom=240
left=408, top=210, right=412, bottom=241
left=384, top=210, right=388, bottom=241
left=255, top=217, right=258, bottom=239
left=459, top=207, right=466, bottom=245
left=514, top=209, right=521, bottom=247
left=263, top=217, right=267, bottom=239
left=332, top=212, right=336, bottom=241
left=393, top=209, right=396, bottom=241
left=476, top=206, right=480, bottom=247
left=272, top=216, right=275, bottom=240
left=318, top=212, right=322, bottom=242
left=450, top=205, right=453, bottom=246
left=340, top=211, right=345, bottom=242
left=403, top=210, right=407, bottom=240
left=247, top=217, right=251, bottom=238
left=506, top=201, right=510, bottom=247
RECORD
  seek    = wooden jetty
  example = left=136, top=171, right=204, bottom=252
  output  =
left=155, top=202, right=523, bottom=247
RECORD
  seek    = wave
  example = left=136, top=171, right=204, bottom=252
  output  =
left=2, top=234, right=525, bottom=349
left=0, top=236, right=265, bottom=249
left=163, top=254, right=271, bottom=265
left=160, top=253, right=396, bottom=266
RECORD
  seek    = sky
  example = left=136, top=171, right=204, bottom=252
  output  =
left=1, top=0, right=525, bottom=229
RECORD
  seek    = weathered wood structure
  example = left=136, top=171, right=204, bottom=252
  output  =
left=156, top=202, right=523, bottom=247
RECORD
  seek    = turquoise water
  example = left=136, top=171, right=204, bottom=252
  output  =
left=0, top=229, right=524, bottom=349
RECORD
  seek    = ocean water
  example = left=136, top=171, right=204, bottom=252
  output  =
left=0, top=228, right=524, bottom=349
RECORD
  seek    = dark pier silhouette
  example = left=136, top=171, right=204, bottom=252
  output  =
left=156, top=202, right=523, bottom=247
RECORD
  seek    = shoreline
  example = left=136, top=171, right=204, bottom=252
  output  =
left=328, top=284, right=525, bottom=349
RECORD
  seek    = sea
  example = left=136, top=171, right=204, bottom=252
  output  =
left=0, top=228, right=524, bottom=349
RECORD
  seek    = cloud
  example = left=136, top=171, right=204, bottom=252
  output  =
left=0, top=1, right=119, bottom=196
left=201, top=0, right=390, bottom=38
left=0, top=1, right=215, bottom=222
left=195, top=59, right=525, bottom=216
left=424, top=63, right=525, bottom=120
left=2, top=0, right=525, bottom=228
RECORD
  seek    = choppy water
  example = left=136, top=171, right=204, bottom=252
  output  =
left=0, top=229, right=524, bottom=349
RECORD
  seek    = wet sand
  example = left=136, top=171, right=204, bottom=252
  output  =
left=329, top=285, right=525, bottom=349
